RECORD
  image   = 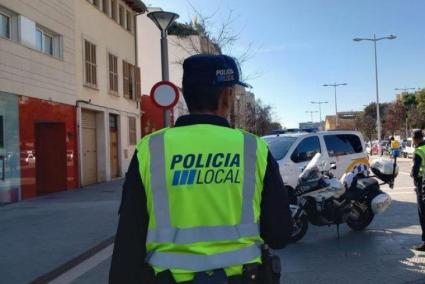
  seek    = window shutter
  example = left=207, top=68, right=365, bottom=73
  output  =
left=135, top=67, right=141, bottom=100
left=123, top=61, right=129, bottom=98
left=92, top=44, right=97, bottom=85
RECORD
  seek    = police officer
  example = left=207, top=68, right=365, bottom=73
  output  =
left=411, top=129, right=425, bottom=251
left=109, top=54, right=292, bottom=283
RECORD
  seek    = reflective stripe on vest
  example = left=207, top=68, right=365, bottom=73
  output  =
left=148, top=243, right=261, bottom=271
left=146, top=132, right=259, bottom=245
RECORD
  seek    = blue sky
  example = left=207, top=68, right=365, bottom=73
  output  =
left=146, top=0, right=425, bottom=127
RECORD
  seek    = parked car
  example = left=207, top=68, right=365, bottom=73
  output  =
left=263, top=130, right=369, bottom=200
left=402, top=138, right=415, bottom=158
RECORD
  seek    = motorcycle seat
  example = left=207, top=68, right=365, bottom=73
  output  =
left=356, top=177, right=379, bottom=191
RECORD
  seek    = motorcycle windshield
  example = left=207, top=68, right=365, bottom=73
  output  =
left=299, top=153, right=322, bottom=180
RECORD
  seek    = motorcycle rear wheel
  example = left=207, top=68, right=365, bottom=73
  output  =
left=346, top=206, right=374, bottom=231
left=290, top=215, right=309, bottom=243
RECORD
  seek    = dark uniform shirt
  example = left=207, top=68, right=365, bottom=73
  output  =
left=412, top=141, right=425, bottom=183
left=109, top=114, right=292, bottom=284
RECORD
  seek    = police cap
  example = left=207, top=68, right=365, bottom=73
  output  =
left=183, top=54, right=250, bottom=88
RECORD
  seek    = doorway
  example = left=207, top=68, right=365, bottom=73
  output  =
left=109, top=114, right=119, bottom=178
left=82, top=110, right=98, bottom=186
left=35, top=122, right=67, bottom=195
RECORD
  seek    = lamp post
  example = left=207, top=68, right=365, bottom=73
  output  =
left=323, top=83, right=347, bottom=128
left=305, top=110, right=318, bottom=123
left=395, top=87, right=416, bottom=139
left=353, top=34, right=397, bottom=143
left=311, top=101, right=328, bottom=129
left=148, top=11, right=179, bottom=127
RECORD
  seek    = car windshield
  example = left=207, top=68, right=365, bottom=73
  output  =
left=263, top=136, right=297, bottom=161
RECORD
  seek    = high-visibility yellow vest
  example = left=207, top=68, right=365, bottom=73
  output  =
left=415, top=144, right=425, bottom=177
left=136, top=124, right=269, bottom=282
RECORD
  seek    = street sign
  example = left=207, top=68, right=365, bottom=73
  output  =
left=150, top=81, right=180, bottom=110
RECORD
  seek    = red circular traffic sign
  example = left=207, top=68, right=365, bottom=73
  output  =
left=150, top=81, right=180, bottom=110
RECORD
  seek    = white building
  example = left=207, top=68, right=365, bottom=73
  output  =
left=75, top=0, right=146, bottom=186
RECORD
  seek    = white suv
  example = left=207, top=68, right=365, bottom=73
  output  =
left=263, top=131, right=369, bottom=197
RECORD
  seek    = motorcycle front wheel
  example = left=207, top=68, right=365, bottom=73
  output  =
left=346, top=206, right=374, bottom=231
left=290, top=215, right=309, bottom=243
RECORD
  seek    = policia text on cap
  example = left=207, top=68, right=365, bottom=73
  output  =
left=109, top=54, right=292, bottom=284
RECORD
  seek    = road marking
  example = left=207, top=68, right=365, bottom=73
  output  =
left=399, top=172, right=411, bottom=175
left=389, top=191, right=415, bottom=195
left=48, top=244, right=113, bottom=284
left=30, top=236, right=114, bottom=284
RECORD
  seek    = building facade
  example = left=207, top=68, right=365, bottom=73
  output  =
left=325, top=111, right=360, bottom=130
left=0, top=0, right=78, bottom=202
left=75, top=0, right=145, bottom=186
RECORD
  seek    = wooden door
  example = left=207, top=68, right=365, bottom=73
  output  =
left=109, top=114, right=119, bottom=178
left=82, top=110, right=97, bottom=186
left=35, top=123, right=67, bottom=195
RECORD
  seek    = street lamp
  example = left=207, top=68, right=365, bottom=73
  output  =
left=323, top=83, right=347, bottom=128
left=305, top=110, right=318, bottom=123
left=311, top=101, right=328, bottom=128
left=353, top=34, right=397, bottom=143
left=147, top=11, right=179, bottom=127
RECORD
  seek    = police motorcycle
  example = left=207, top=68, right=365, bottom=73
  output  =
left=290, top=153, right=397, bottom=242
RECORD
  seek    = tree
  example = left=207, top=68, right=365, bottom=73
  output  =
left=355, top=102, right=390, bottom=140
left=168, top=6, right=256, bottom=81
left=250, top=99, right=282, bottom=136
left=383, top=100, right=406, bottom=136
left=355, top=111, right=375, bottom=142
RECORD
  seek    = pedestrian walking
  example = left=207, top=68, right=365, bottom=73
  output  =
left=411, top=129, right=425, bottom=251
left=109, top=54, right=292, bottom=283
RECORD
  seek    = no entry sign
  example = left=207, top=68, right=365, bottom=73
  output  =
left=150, top=81, right=180, bottom=110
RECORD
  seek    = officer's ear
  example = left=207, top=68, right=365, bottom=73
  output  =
left=217, top=86, right=235, bottom=117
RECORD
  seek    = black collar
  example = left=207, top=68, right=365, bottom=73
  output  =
left=174, top=114, right=231, bottom=128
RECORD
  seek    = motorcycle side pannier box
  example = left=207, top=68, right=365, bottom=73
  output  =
left=370, top=158, right=399, bottom=183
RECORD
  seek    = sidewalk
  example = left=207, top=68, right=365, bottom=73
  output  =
left=0, top=180, right=123, bottom=284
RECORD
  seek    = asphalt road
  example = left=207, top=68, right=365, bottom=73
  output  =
left=278, top=158, right=425, bottom=284
left=60, top=157, right=425, bottom=284
left=2, top=158, right=423, bottom=284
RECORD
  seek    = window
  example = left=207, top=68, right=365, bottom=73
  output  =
left=324, top=134, right=363, bottom=157
left=264, top=136, right=297, bottom=161
left=0, top=12, right=10, bottom=39
left=119, top=5, right=125, bottom=27
left=135, top=66, right=141, bottom=99
left=128, top=117, right=137, bottom=145
left=291, top=136, right=321, bottom=163
left=126, top=10, right=132, bottom=32
left=84, top=40, right=97, bottom=87
left=102, top=0, right=109, bottom=15
left=108, top=53, right=118, bottom=93
left=123, top=61, right=135, bottom=99
left=123, top=61, right=129, bottom=97
left=111, top=0, right=117, bottom=21
left=35, top=27, right=56, bottom=56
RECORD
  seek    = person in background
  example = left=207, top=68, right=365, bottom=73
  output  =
left=411, top=129, right=425, bottom=251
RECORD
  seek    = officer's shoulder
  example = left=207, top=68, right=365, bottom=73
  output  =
left=236, top=129, right=268, bottom=147
left=136, top=128, right=169, bottom=149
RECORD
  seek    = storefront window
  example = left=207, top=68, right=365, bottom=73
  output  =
left=0, top=92, right=20, bottom=203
